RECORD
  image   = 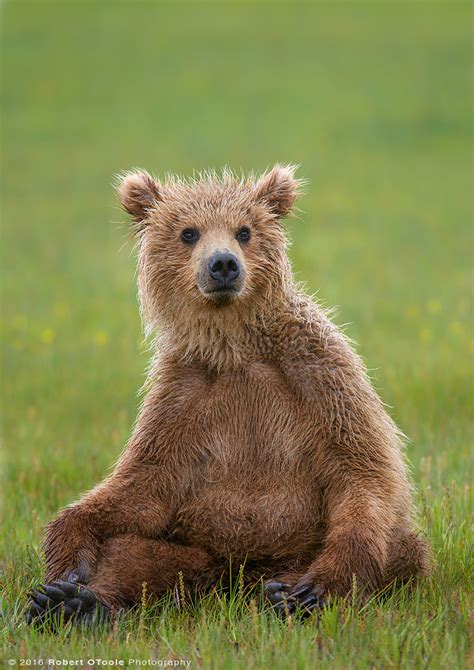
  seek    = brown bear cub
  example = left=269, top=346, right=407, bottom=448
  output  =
left=27, top=165, right=429, bottom=626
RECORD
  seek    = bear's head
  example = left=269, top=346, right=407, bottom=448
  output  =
left=117, top=165, right=302, bottom=347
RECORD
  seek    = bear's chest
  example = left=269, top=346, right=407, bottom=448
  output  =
left=187, top=361, right=317, bottom=469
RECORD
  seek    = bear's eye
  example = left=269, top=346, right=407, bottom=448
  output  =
left=181, top=228, right=200, bottom=244
left=236, top=227, right=251, bottom=243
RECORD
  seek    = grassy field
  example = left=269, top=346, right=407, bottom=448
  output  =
left=1, top=1, right=472, bottom=668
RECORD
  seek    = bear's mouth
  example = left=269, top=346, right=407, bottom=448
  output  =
left=203, top=287, right=240, bottom=306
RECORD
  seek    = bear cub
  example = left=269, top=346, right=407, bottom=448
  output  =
left=27, top=165, right=429, bottom=625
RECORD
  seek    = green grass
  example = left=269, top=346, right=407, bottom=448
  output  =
left=1, top=1, right=472, bottom=668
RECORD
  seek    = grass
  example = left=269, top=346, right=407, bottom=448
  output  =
left=1, top=1, right=472, bottom=668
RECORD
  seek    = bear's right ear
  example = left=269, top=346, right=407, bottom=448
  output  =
left=117, top=170, right=162, bottom=225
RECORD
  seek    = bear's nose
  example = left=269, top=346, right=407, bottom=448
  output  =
left=208, top=252, right=241, bottom=287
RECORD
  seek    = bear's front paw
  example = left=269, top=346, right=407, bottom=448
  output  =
left=289, top=581, right=328, bottom=613
left=25, top=581, right=110, bottom=628
left=264, top=580, right=327, bottom=616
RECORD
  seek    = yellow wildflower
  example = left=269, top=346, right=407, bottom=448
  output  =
left=94, top=331, right=109, bottom=347
left=419, top=328, right=432, bottom=343
left=41, top=328, right=55, bottom=344
left=427, top=299, right=442, bottom=315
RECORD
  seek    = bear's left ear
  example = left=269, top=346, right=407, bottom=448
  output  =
left=117, top=170, right=162, bottom=224
left=253, top=164, right=300, bottom=218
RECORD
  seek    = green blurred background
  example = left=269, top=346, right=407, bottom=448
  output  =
left=1, top=0, right=472, bottom=664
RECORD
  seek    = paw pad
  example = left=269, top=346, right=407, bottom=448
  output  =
left=25, top=581, right=109, bottom=627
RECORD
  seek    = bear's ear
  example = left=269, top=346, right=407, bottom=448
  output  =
left=253, top=164, right=300, bottom=218
left=117, top=170, right=162, bottom=224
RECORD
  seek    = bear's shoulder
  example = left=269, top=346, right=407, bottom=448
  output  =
left=268, top=295, right=353, bottom=363
left=264, top=293, right=365, bottom=399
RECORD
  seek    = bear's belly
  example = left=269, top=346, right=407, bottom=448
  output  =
left=171, top=479, right=324, bottom=563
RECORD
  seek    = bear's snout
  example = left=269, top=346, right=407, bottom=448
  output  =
left=207, top=252, right=241, bottom=289
left=197, top=249, right=245, bottom=305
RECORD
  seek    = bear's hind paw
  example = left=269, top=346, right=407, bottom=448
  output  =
left=25, top=581, right=110, bottom=628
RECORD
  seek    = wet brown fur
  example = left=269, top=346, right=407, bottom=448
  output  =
left=43, top=165, right=430, bottom=610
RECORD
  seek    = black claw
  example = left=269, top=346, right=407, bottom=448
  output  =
left=290, top=584, right=312, bottom=599
left=63, top=605, right=77, bottom=619
left=264, top=581, right=291, bottom=595
left=27, top=601, right=44, bottom=616
left=65, top=597, right=82, bottom=611
left=53, top=581, right=79, bottom=597
left=76, top=586, right=97, bottom=606
left=44, top=585, right=67, bottom=602
left=267, top=590, right=287, bottom=605
left=31, top=591, right=50, bottom=609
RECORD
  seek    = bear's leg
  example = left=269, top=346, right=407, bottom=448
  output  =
left=264, top=530, right=430, bottom=615
left=383, top=529, right=431, bottom=585
left=27, top=534, right=213, bottom=626
left=88, top=534, right=214, bottom=607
